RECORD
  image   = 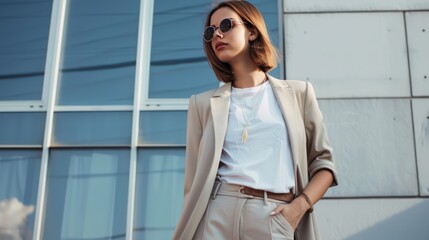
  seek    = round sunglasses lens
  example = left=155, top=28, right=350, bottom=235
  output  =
left=219, top=19, right=232, bottom=33
left=204, top=27, right=214, bottom=41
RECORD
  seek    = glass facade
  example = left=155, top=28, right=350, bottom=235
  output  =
left=0, top=112, right=45, bottom=145
left=53, top=111, right=133, bottom=146
left=42, top=149, right=130, bottom=240
left=0, top=0, right=280, bottom=239
left=0, top=150, right=41, bottom=240
left=139, top=111, right=187, bottom=145
left=57, top=0, right=140, bottom=105
left=134, top=148, right=185, bottom=239
left=0, top=0, right=52, bottom=101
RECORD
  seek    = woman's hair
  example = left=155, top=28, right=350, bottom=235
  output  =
left=203, top=0, right=279, bottom=83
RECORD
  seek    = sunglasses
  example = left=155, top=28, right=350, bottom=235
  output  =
left=203, top=18, right=247, bottom=42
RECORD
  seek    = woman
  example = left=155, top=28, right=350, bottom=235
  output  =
left=173, top=1, right=338, bottom=239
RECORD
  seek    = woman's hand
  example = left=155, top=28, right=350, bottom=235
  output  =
left=270, top=195, right=310, bottom=230
left=270, top=170, right=333, bottom=229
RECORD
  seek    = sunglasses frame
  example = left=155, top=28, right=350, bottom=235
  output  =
left=203, top=18, right=246, bottom=42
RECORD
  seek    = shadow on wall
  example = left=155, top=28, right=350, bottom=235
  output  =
left=347, top=200, right=429, bottom=240
left=0, top=198, right=34, bottom=240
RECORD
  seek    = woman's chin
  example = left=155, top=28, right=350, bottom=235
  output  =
left=215, top=54, right=233, bottom=64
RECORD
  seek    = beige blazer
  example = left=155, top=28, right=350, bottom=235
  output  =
left=173, top=75, right=338, bottom=240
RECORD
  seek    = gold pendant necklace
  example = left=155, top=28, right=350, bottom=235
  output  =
left=233, top=80, right=266, bottom=143
left=242, top=126, right=248, bottom=143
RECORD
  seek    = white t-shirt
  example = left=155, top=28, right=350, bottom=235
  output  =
left=218, top=81, right=295, bottom=193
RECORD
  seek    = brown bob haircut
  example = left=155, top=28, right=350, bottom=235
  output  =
left=203, top=0, right=279, bottom=83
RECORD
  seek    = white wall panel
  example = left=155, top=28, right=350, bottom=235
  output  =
left=315, top=199, right=429, bottom=240
left=319, top=99, right=417, bottom=197
left=285, top=13, right=410, bottom=98
left=284, top=0, right=429, bottom=13
left=412, top=99, right=429, bottom=196
left=406, top=12, right=429, bottom=97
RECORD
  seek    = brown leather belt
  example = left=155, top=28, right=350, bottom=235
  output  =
left=240, top=186, right=294, bottom=203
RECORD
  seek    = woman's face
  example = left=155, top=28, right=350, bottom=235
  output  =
left=209, top=7, right=252, bottom=64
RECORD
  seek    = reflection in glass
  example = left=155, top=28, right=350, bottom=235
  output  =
left=0, top=150, right=41, bottom=240
left=134, top=148, right=185, bottom=239
left=139, top=111, right=186, bottom=145
left=0, top=0, right=52, bottom=101
left=0, top=112, right=45, bottom=145
left=57, top=0, right=140, bottom=105
left=53, top=111, right=132, bottom=146
left=148, top=0, right=280, bottom=98
left=43, top=149, right=130, bottom=240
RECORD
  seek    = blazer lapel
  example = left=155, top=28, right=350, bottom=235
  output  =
left=268, top=75, right=300, bottom=189
left=210, top=83, right=231, bottom=157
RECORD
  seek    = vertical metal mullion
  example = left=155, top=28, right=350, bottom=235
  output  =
left=139, top=0, right=154, bottom=106
left=125, top=0, right=154, bottom=239
left=33, top=0, right=68, bottom=239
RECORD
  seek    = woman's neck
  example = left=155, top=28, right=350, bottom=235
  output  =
left=231, top=61, right=266, bottom=88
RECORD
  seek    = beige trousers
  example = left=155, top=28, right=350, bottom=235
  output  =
left=193, top=181, right=295, bottom=240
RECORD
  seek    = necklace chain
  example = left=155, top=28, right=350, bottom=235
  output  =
left=232, top=80, right=266, bottom=143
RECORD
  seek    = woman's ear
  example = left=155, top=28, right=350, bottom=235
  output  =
left=248, top=26, right=259, bottom=41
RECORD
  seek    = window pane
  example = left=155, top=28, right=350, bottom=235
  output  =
left=147, top=0, right=280, bottom=99
left=0, top=0, right=52, bottom=100
left=134, top=148, right=185, bottom=239
left=57, top=0, right=140, bottom=105
left=0, top=150, right=41, bottom=240
left=53, top=112, right=132, bottom=146
left=147, top=0, right=217, bottom=99
left=0, top=112, right=45, bottom=145
left=139, top=111, right=186, bottom=145
left=43, top=149, right=129, bottom=240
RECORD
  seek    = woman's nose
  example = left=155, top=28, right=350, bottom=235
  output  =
left=214, top=28, right=223, bottom=38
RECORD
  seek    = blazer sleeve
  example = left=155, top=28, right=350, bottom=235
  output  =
left=304, top=82, right=338, bottom=186
left=183, top=95, right=203, bottom=203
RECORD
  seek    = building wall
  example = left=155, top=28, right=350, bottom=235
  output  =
left=283, top=1, right=429, bottom=239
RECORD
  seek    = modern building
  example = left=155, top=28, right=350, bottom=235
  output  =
left=0, top=0, right=428, bottom=239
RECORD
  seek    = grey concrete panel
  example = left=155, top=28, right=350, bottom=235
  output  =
left=412, top=99, right=429, bottom=196
left=406, top=12, right=429, bottom=97
left=283, top=0, right=429, bottom=12
left=319, top=99, right=417, bottom=197
left=285, top=13, right=410, bottom=98
left=315, top=198, right=429, bottom=240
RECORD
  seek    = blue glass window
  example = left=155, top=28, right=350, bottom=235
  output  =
left=0, top=112, right=45, bottom=145
left=43, top=149, right=130, bottom=240
left=134, top=148, right=185, bottom=239
left=53, top=111, right=132, bottom=146
left=0, top=0, right=53, bottom=100
left=57, top=0, right=140, bottom=105
left=139, top=111, right=187, bottom=145
left=0, top=150, right=42, bottom=240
